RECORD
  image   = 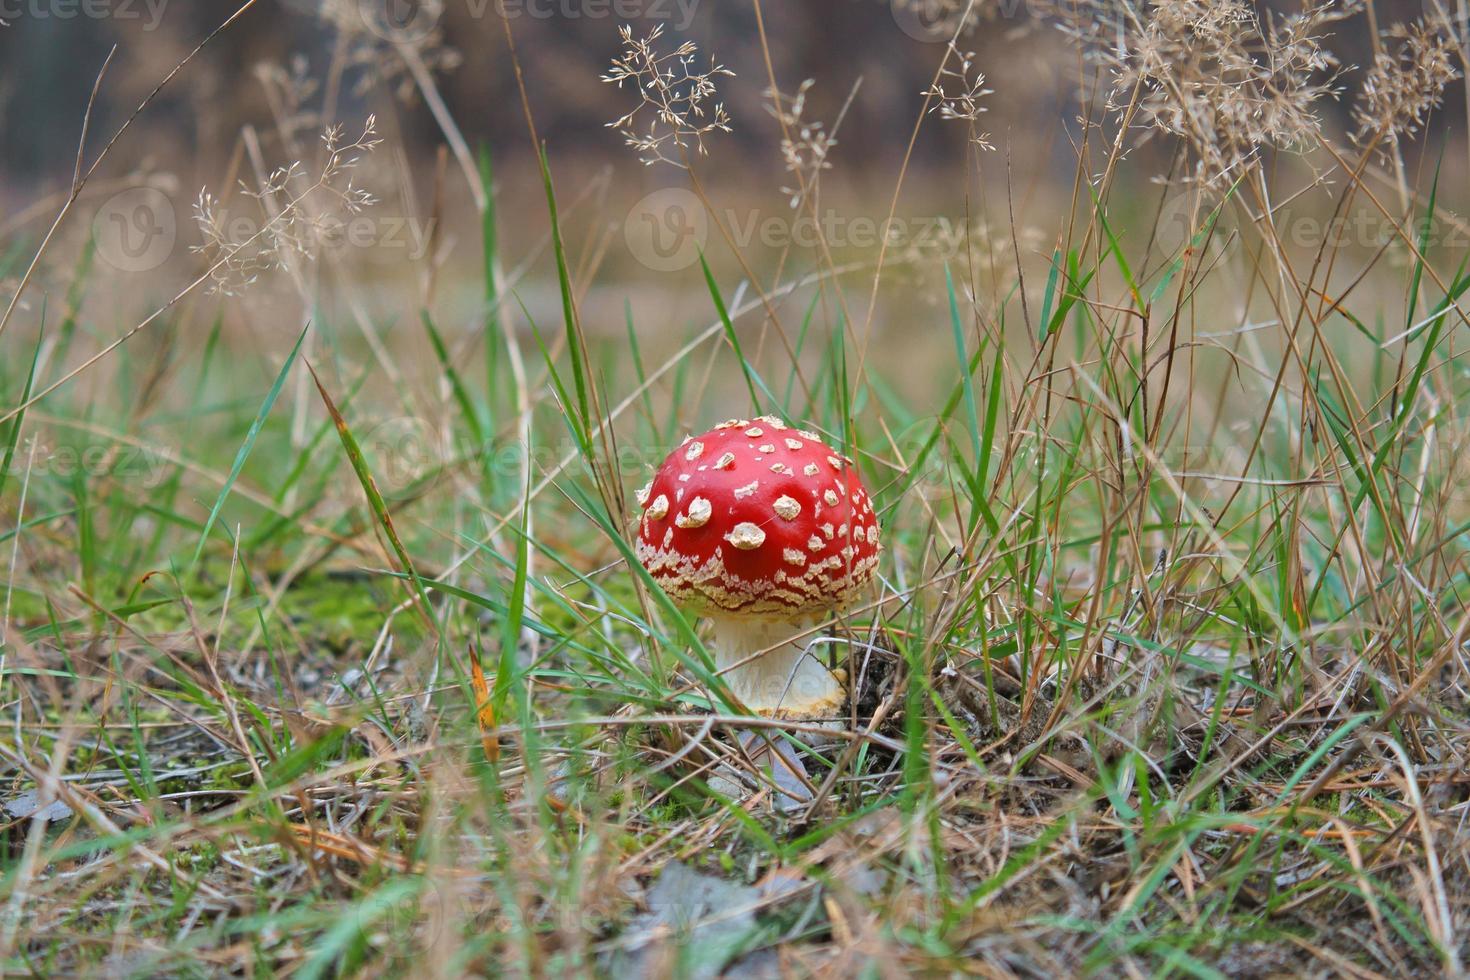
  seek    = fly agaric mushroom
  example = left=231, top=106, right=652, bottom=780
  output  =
left=634, top=416, right=880, bottom=717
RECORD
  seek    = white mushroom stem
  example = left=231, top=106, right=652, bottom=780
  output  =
left=705, top=614, right=844, bottom=717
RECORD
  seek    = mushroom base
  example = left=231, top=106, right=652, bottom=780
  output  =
left=707, top=614, right=845, bottom=719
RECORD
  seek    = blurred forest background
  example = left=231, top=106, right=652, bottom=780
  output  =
left=4, top=0, right=1462, bottom=398
left=0, top=0, right=1453, bottom=181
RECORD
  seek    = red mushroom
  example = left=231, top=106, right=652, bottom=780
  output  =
left=634, top=416, right=881, bottom=717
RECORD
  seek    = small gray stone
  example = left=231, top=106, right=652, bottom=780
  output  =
left=606, top=861, right=761, bottom=979
left=4, top=790, right=73, bottom=824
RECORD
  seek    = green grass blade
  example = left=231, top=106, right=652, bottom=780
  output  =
left=536, top=144, right=590, bottom=434
left=190, top=324, right=308, bottom=568
left=699, top=252, right=768, bottom=415
left=0, top=315, right=44, bottom=506
left=306, top=361, right=436, bottom=632
left=421, top=310, right=485, bottom=448
left=945, top=263, right=982, bottom=464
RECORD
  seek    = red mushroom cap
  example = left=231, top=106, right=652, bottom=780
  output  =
left=635, top=416, right=880, bottom=616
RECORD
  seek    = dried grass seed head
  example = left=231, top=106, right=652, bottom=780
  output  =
left=191, top=116, right=383, bottom=295
left=1352, top=20, right=1460, bottom=148
left=923, top=44, right=996, bottom=151
left=602, top=24, right=735, bottom=168
left=1059, top=0, right=1359, bottom=185
left=766, top=79, right=838, bottom=209
left=315, top=0, right=462, bottom=102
